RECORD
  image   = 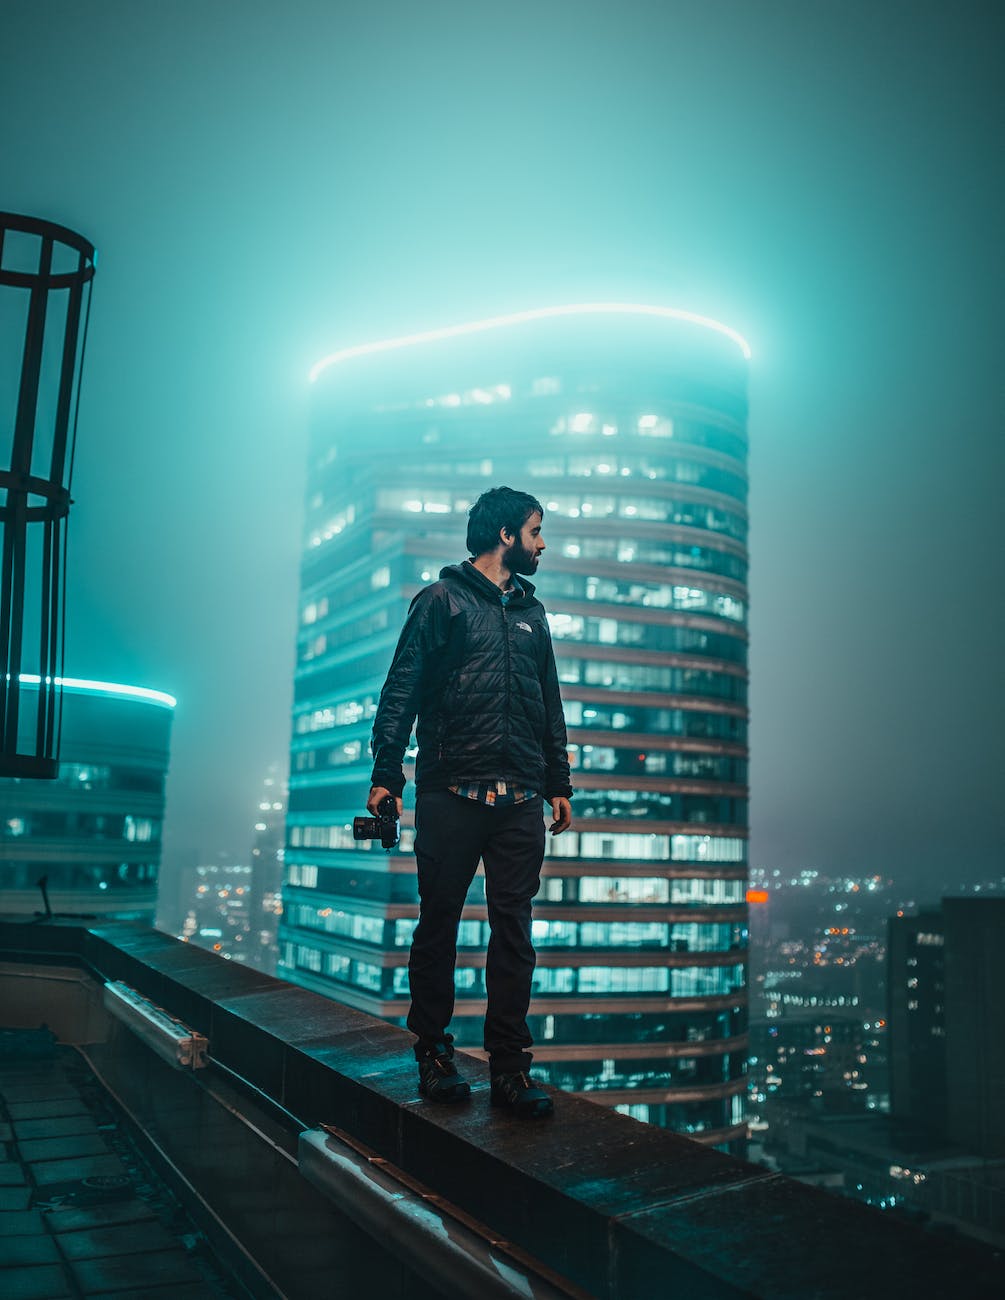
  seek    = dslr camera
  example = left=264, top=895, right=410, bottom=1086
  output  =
left=353, top=794, right=400, bottom=851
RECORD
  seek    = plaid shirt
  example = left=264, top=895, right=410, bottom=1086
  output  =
left=448, top=779, right=538, bottom=807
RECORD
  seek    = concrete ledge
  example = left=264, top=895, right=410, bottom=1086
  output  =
left=3, top=918, right=1004, bottom=1299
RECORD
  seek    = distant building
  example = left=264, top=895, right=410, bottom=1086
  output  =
left=759, top=1104, right=1005, bottom=1249
left=888, top=908, right=948, bottom=1135
left=889, top=898, right=1005, bottom=1159
left=752, top=1012, right=877, bottom=1109
left=178, top=861, right=254, bottom=961
left=281, top=305, right=751, bottom=1149
left=249, top=768, right=286, bottom=972
left=747, top=867, right=892, bottom=1127
left=0, top=677, right=174, bottom=921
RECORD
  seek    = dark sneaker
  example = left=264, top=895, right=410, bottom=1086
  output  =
left=416, top=1041, right=471, bottom=1103
left=490, top=1071, right=554, bottom=1118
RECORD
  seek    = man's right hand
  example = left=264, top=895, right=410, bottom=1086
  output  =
left=367, top=786, right=403, bottom=818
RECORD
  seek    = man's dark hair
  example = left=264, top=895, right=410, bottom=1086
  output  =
left=466, top=486, right=544, bottom=556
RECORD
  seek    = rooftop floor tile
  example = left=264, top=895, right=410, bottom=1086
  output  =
left=17, top=1135, right=110, bottom=1164
left=30, top=1153, right=129, bottom=1189
left=42, top=1200, right=155, bottom=1234
left=68, top=1247, right=206, bottom=1294
left=0, top=1263, right=71, bottom=1300
left=0, top=1209, right=46, bottom=1237
left=11, top=1117, right=101, bottom=1142
left=0, top=1187, right=32, bottom=1210
left=0, top=1232, right=61, bottom=1265
left=6, top=1101, right=90, bottom=1122
left=53, top=1218, right=178, bottom=1261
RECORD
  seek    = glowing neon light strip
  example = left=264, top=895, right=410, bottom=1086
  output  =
left=309, top=302, right=751, bottom=382
left=18, top=675, right=176, bottom=709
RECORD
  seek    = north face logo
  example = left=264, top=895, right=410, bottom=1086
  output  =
left=516, top=621, right=533, bottom=633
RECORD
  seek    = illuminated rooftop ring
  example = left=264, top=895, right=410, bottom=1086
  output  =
left=309, top=303, right=752, bottom=383
left=18, top=674, right=176, bottom=709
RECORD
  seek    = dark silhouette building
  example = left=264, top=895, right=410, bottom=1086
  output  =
left=889, top=898, right=1005, bottom=1157
left=942, top=898, right=1005, bottom=1158
left=888, top=907, right=948, bottom=1134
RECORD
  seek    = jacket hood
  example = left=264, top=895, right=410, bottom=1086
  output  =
left=440, top=560, right=537, bottom=603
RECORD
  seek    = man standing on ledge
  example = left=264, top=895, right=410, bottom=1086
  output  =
left=367, top=486, right=573, bottom=1118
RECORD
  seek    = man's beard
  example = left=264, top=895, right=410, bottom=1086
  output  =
left=504, top=538, right=539, bottom=577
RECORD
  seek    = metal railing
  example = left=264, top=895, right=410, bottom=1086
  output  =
left=0, top=212, right=96, bottom=777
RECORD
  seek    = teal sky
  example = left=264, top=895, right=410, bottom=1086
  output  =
left=2, top=0, right=1002, bottom=896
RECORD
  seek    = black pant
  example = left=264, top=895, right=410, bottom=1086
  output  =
left=407, top=789, right=546, bottom=1074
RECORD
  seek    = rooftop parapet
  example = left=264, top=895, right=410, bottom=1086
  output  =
left=1, top=918, right=1002, bottom=1299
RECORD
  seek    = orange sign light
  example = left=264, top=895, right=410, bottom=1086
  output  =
left=746, top=889, right=769, bottom=904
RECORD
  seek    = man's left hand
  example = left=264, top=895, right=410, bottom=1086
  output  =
left=549, top=797, right=572, bottom=835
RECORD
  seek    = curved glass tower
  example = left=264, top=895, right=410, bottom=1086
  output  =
left=0, top=677, right=175, bottom=921
left=281, top=305, right=750, bottom=1149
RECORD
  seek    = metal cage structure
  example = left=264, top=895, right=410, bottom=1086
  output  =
left=0, top=213, right=96, bottom=778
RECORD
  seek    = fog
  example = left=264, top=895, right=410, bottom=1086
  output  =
left=2, top=0, right=1002, bottom=896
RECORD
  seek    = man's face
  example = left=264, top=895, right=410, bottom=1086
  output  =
left=503, top=511, right=545, bottom=576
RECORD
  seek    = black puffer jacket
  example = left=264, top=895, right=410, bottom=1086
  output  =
left=370, top=562, right=573, bottom=799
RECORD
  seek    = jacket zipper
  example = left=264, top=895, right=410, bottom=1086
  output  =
left=501, top=602, right=511, bottom=756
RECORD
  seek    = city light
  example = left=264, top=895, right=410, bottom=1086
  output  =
left=309, top=302, right=752, bottom=381
left=17, top=674, right=176, bottom=709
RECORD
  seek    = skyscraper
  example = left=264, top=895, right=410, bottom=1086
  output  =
left=0, top=676, right=174, bottom=921
left=888, top=907, right=948, bottom=1134
left=281, top=305, right=750, bottom=1148
left=249, top=766, right=286, bottom=972
left=889, top=899, right=1005, bottom=1157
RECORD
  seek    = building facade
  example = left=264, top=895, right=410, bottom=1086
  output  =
left=177, top=861, right=255, bottom=960
left=888, top=907, right=948, bottom=1135
left=0, top=677, right=174, bottom=921
left=281, top=305, right=751, bottom=1147
left=889, top=899, right=1005, bottom=1158
left=249, top=767, right=286, bottom=972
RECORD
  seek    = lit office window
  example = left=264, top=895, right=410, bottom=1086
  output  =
left=354, top=961, right=382, bottom=992
left=325, top=953, right=351, bottom=978
left=579, top=967, right=669, bottom=994
left=578, top=922, right=669, bottom=948
left=531, top=920, right=578, bottom=946
left=638, top=414, right=672, bottom=437
left=669, top=878, right=744, bottom=903
left=308, top=503, right=356, bottom=548
left=615, top=1103, right=651, bottom=1122
left=394, top=919, right=417, bottom=947
left=546, top=612, right=585, bottom=639
left=579, top=877, right=669, bottom=904
left=671, top=835, right=746, bottom=863
left=670, top=965, right=744, bottom=996
left=296, top=945, right=322, bottom=972
left=124, top=817, right=156, bottom=843
left=532, top=968, right=577, bottom=994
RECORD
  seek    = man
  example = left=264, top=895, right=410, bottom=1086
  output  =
left=367, top=486, right=573, bottom=1118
